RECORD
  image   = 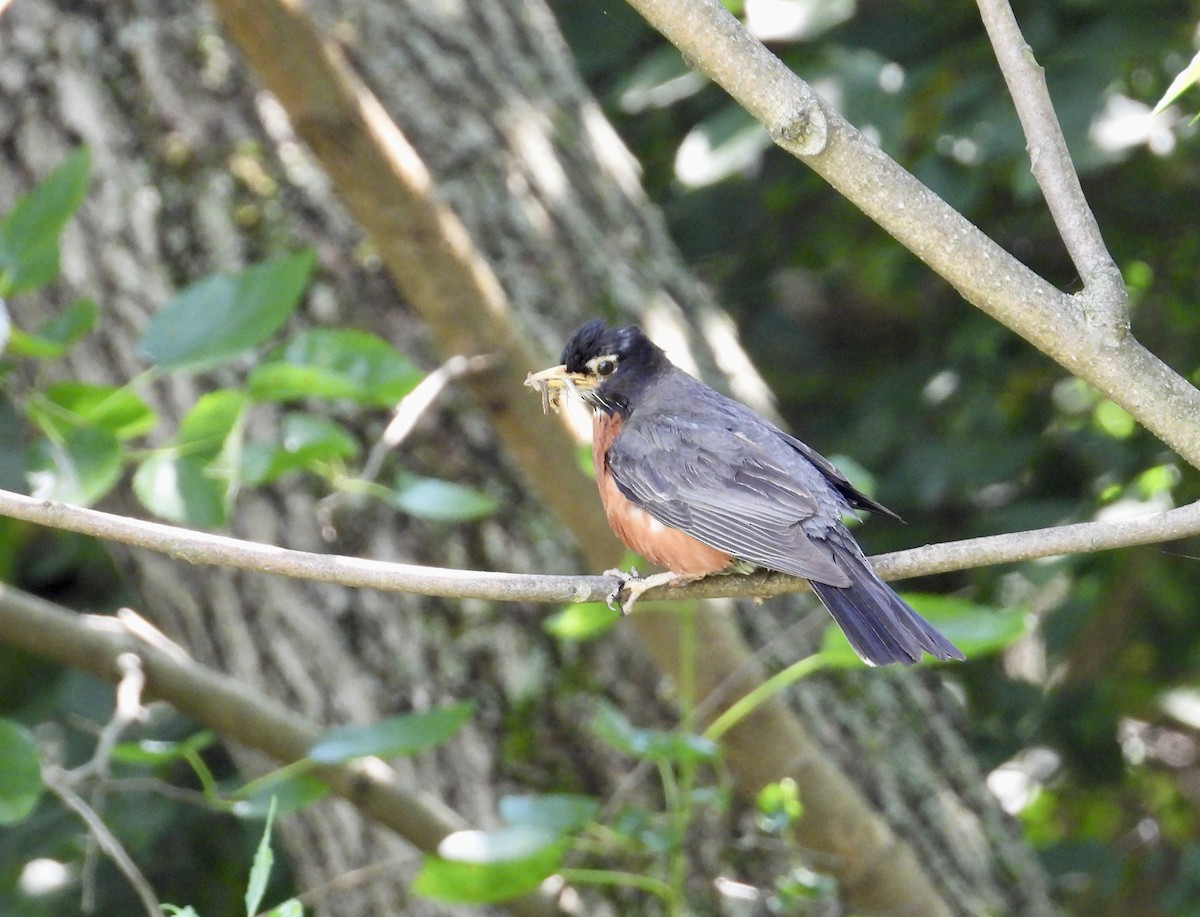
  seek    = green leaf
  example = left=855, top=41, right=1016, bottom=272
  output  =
left=42, top=298, right=99, bottom=348
left=239, top=414, right=359, bottom=486
left=245, top=796, right=277, bottom=917
left=677, top=104, right=770, bottom=187
left=1093, top=399, right=1135, bottom=439
left=133, top=389, right=247, bottom=526
left=388, top=474, right=498, bottom=522
left=176, top=389, right=248, bottom=456
left=162, top=907, right=201, bottom=917
left=590, top=704, right=718, bottom=764
left=576, top=443, right=593, bottom=477
left=1154, top=49, right=1200, bottom=114
left=0, top=719, right=43, bottom=824
left=756, top=777, right=803, bottom=831
left=308, top=702, right=474, bottom=764
left=245, top=362, right=362, bottom=403
left=247, top=329, right=422, bottom=406
left=906, top=594, right=1027, bottom=657
left=499, top=794, right=599, bottom=834
left=817, top=593, right=1028, bottom=665
left=813, top=625, right=883, bottom=670
left=543, top=603, right=619, bottom=641
left=413, top=827, right=566, bottom=904
left=138, top=251, right=314, bottom=370
left=0, top=149, right=90, bottom=296
left=6, top=299, right=98, bottom=358
left=36, top=381, right=156, bottom=439
left=26, top=425, right=122, bottom=506
left=133, top=453, right=227, bottom=527
left=110, top=732, right=216, bottom=767
left=279, top=413, right=357, bottom=457
left=1135, top=463, right=1179, bottom=498
left=263, top=900, right=304, bottom=917
left=615, top=44, right=698, bottom=114
left=232, top=773, right=328, bottom=819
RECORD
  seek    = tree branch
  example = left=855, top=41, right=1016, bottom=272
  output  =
left=0, top=583, right=561, bottom=917
left=622, top=0, right=1200, bottom=470
left=975, top=0, right=1127, bottom=325
left=1, top=488, right=1197, bottom=605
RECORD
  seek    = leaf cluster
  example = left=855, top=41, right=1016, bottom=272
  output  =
left=0, top=152, right=497, bottom=536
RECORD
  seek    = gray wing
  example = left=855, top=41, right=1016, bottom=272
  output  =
left=607, top=404, right=854, bottom=587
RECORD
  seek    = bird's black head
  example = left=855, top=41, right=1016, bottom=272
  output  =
left=556, top=319, right=670, bottom=416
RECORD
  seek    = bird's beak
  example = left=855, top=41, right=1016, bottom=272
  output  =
left=525, top=364, right=593, bottom=389
left=525, top=364, right=595, bottom=413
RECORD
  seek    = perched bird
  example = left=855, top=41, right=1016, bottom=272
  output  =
left=526, top=319, right=964, bottom=666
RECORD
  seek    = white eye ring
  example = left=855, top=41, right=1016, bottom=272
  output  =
left=595, top=358, right=616, bottom=377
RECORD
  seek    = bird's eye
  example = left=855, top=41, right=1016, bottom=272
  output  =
left=596, top=359, right=616, bottom=377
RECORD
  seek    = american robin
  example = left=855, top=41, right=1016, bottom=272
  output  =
left=526, top=319, right=964, bottom=666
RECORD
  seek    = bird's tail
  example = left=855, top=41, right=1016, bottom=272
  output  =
left=809, top=547, right=964, bottom=666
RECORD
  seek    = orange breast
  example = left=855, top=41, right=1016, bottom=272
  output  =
left=592, top=412, right=733, bottom=576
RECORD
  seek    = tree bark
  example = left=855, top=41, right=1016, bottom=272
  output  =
left=0, top=1, right=1055, bottom=915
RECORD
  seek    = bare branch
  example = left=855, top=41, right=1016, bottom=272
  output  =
left=75, top=652, right=146, bottom=782
left=1, top=488, right=1197, bottom=605
left=3, top=585, right=562, bottom=917
left=976, top=0, right=1127, bottom=326
left=0, top=487, right=608, bottom=603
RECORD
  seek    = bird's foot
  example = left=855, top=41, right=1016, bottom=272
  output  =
left=602, top=566, right=637, bottom=612
left=603, top=567, right=687, bottom=615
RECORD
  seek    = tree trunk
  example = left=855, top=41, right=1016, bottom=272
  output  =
left=0, top=0, right=1055, bottom=914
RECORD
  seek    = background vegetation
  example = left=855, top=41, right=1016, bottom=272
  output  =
left=561, top=1, right=1200, bottom=911
left=1, top=0, right=1199, bottom=914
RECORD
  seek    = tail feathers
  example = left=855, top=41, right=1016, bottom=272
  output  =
left=809, top=549, right=964, bottom=666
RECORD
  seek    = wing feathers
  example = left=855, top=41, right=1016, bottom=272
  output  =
left=597, top=368, right=962, bottom=665
left=606, top=390, right=852, bottom=584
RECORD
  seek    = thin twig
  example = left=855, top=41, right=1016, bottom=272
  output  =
left=975, top=0, right=1127, bottom=327
left=369, top=353, right=496, bottom=477
left=0, top=488, right=1197, bottom=606
left=318, top=353, right=495, bottom=539
left=71, top=653, right=146, bottom=912
left=77, top=653, right=146, bottom=781
left=42, top=765, right=164, bottom=917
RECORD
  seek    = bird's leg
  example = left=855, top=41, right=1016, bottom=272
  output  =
left=603, top=567, right=705, bottom=615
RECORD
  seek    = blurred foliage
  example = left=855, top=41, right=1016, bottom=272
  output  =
left=0, top=153, right=495, bottom=529
left=1, top=1, right=1200, bottom=913
left=557, top=0, right=1200, bottom=912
